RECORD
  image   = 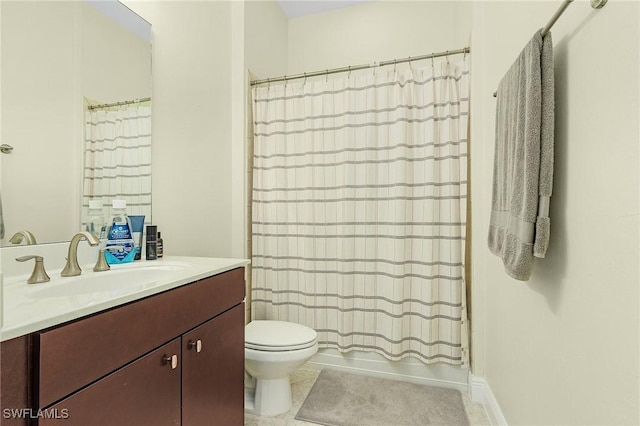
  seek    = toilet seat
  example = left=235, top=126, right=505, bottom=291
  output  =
left=246, top=320, right=317, bottom=352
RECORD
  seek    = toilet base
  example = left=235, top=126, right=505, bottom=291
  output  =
left=244, top=375, right=292, bottom=416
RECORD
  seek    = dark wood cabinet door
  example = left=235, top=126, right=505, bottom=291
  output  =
left=0, top=335, right=31, bottom=426
left=182, top=304, right=244, bottom=426
left=39, top=338, right=182, bottom=426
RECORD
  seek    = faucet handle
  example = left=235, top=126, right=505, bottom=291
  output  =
left=94, top=248, right=110, bottom=272
left=94, top=246, right=124, bottom=272
left=16, top=255, right=51, bottom=284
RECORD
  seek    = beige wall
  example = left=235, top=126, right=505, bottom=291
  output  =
left=125, top=1, right=233, bottom=257
left=287, top=1, right=471, bottom=75
left=470, top=1, right=639, bottom=424
left=244, top=0, right=288, bottom=80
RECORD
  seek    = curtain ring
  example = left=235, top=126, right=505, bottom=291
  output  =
left=408, top=56, right=412, bottom=69
left=348, top=66, right=352, bottom=79
left=325, top=69, right=329, bottom=82
left=446, top=50, right=450, bottom=64
left=303, top=72, right=307, bottom=86
left=393, top=59, right=397, bottom=73
left=431, top=54, right=435, bottom=68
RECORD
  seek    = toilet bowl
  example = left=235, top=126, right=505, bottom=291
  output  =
left=245, top=320, right=318, bottom=416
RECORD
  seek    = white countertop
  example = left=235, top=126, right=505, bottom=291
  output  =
left=1, top=256, right=249, bottom=342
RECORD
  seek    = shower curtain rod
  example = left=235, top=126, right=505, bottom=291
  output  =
left=250, top=47, right=470, bottom=86
left=87, top=97, right=151, bottom=110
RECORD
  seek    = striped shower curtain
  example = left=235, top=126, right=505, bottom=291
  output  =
left=82, top=103, right=152, bottom=221
left=251, top=59, right=469, bottom=366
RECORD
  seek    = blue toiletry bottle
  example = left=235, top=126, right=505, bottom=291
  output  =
left=105, top=200, right=136, bottom=264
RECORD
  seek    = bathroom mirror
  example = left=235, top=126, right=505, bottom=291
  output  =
left=0, top=0, right=152, bottom=247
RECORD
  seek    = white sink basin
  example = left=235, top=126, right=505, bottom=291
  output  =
left=25, top=262, right=191, bottom=300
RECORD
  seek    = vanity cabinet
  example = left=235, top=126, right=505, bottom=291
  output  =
left=0, top=267, right=245, bottom=426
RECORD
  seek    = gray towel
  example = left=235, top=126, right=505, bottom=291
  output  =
left=488, top=30, right=555, bottom=281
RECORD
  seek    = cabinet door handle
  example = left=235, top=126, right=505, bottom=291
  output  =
left=163, top=354, right=178, bottom=369
left=188, top=339, right=202, bottom=353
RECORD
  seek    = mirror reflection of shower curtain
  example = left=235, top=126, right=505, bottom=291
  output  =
left=251, top=59, right=470, bottom=366
left=82, top=103, right=151, bottom=225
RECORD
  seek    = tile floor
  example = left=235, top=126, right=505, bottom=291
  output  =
left=244, top=365, right=491, bottom=426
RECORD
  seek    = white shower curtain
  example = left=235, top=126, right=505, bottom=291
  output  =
left=82, top=103, right=152, bottom=221
left=251, top=59, right=469, bottom=366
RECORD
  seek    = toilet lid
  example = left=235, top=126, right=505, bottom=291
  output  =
left=246, top=320, right=317, bottom=351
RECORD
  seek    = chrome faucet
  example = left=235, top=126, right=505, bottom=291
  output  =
left=9, top=230, right=37, bottom=245
left=61, top=231, right=100, bottom=277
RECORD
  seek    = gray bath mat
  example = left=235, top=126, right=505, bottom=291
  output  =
left=295, top=369, right=469, bottom=426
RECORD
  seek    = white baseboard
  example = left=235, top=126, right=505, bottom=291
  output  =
left=468, top=373, right=507, bottom=426
left=469, top=372, right=487, bottom=404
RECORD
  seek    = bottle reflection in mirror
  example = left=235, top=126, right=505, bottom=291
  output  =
left=129, top=215, right=146, bottom=260
left=85, top=200, right=107, bottom=247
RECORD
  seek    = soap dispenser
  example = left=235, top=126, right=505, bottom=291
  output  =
left=105, top=200, right=136, bottom=264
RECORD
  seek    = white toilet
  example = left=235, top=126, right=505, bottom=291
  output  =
left=244, top=320, right=318, bottom=416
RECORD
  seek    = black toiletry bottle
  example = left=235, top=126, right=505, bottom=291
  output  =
left=146, top=225, right=158, bottom=260
left=157, top=232, right=164, bottom=258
